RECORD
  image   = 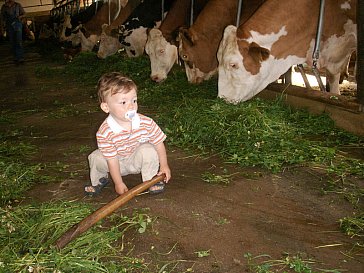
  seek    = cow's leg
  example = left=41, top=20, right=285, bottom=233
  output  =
left=326, top=71, right=341, bottom=95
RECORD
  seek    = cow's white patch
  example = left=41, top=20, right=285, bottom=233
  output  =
left=184, top=62, right=216, bottom=84
left=245, top=26, right=287, bottom=50
left=341, top=1, right=351, bottom=10
left=123, top=27, right=148, bottom=57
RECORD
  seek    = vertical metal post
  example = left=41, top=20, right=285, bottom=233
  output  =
left=108, top=0, right=111, bottom=24
left=95, top=0, right=99, bottom=16
left=161, top=0, right=165, bottom=21
left=312, top=0, right=326, bottom=92
left=190, top=0, right=194, bottom=26
left=236, top=0, right=243, bottom=26
left=358, top=0, right=364, bottom=108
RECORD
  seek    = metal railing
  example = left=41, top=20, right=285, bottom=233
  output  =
left=50, top=0, right=99, bottom=18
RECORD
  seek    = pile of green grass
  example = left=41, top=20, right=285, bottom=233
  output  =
left=0, top=201, right=152, bottom=272
left=0, top=135, right=47, bottom=206
left=244, top=252, right=341, bottom=273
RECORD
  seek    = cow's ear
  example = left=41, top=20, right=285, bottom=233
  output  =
left=110, top=28, right=119, bottom=37
left=178, top=27, right=195, bottom=46
left=248, top=42, right=270, bottom=63
left=101, top=24, right=108, bottom=33
left=170, top=29, right=179, bottom=46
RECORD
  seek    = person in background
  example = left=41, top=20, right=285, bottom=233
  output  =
left=1, top=0, right=25, bottom=63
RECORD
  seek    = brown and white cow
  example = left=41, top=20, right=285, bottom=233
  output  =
left=178, top=0, right=265, bottom=84
left=145, top=0, right=209, bottom=83
left=217, top=0, right=357, bottom=103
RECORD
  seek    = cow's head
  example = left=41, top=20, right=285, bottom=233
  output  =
left=218, top=25, right=299, bottom=103
left=59, top=14, right=72, bottom=42
left=178, top=27, right=217, bottom=84
left=97, top=24, right=122, bottom=59
left=119, top=26, right=148, bottom=57
left=145, top=28, right=178, bottom=83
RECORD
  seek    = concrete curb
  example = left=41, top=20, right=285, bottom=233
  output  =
left=258, top=83, right=364, bottom=136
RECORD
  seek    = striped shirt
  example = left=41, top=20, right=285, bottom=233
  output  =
left=97, top=113, right=166, bottom=160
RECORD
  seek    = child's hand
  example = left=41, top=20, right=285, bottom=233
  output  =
left=158, top=166, right=171, bottom=183
left=115, top=182, right=128, bottom=195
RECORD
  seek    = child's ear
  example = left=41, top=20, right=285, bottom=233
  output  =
left=100, top=102, right=109, bottom=113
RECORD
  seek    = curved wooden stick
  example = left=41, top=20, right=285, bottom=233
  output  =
left=54, top=174, right=166, bottom=250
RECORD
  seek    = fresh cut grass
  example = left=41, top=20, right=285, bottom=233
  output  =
left=0, top=201, right=153, bottom=272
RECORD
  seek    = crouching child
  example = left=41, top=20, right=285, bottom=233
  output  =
left=85, top=72, right=171, bottom=196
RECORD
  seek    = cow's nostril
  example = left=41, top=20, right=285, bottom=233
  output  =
left=196, top=77, right=204, bottom=84
left=151, top=75, right=160, bottom=82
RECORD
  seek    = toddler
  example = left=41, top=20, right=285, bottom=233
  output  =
left=85, top=72, right=171, bottom=196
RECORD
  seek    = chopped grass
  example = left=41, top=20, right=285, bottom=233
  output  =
left=201, top=171, right=233, bottom=185
left=0, top=161, right=43, bottom=206
left=0, top=201, right=153, bottom=272
left=244, top=252, right=341, bottom=273
left=0, top=140, right=51, bottom=206
left=340, top=214, right=364, bottom=238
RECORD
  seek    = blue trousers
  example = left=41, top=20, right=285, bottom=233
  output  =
left=7, top=22, right=24, bottom=61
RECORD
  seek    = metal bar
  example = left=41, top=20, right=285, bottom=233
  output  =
left=236, top=0, right=243, bottom=26
left=190, top=0, right=194, bottom=26
left=161, top=0, right=165, bottom=21
left=312, top=0, right=326, bottom=92
left=108, top=0, right=111, bottom=25
left=312, top=66, right=326, bottom=92
left=113, top=0, right=123, bottom=21
left=297, top=64, right=312, bottom=90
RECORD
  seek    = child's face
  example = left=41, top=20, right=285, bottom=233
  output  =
left=101, top=89, right=138, bottom=124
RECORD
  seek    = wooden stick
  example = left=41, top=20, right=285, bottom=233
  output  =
left=54, top=174, right=166, bottom=250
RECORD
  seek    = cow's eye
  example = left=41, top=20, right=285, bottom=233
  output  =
left=159, top=49, right=165, bottom=54
left=182, top=54, right=188, bottom=60
left=230, top=63, right=238, bottom=69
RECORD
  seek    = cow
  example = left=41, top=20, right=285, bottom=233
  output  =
left=98, top=0, right=175, bottom=59
left=97, top=0, right=142, bottom=59
left=59, top=0, right=127, bottom=52
left=177, top=0, right=265, bottom=84
left=58, top=0, right=105, bottom=42
left=217, top=0, right=357, bottom=103
left=145, top=0, right=209, bottom=83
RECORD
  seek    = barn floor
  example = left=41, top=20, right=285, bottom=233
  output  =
left=1, top=40, right=363, bottom=272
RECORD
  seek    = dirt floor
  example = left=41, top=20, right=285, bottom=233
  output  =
left=1, top=41, right=363, bottom=273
